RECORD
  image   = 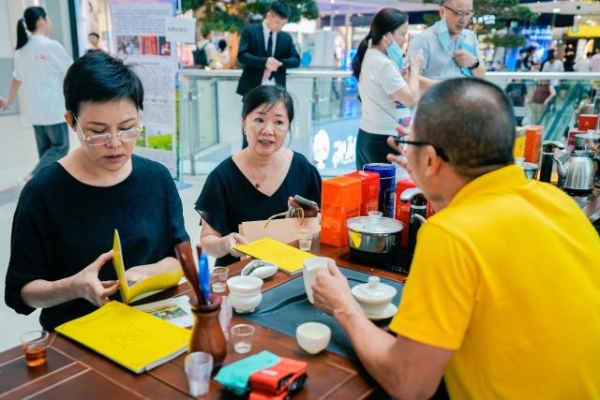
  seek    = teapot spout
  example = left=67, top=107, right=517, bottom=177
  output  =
left=554, top=157, right=567, bottom=180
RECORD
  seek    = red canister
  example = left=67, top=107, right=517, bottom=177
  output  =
left=395, top=179, right=416, bottom=249
left=524, top=125, right=543, bottom=164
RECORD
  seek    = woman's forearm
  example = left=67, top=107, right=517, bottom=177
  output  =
left=21, top=278, right=77, bottom=309
left=201, top=234, right=232, bottom=258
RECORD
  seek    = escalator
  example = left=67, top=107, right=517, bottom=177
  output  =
left=540, top=82, right=593, bottom=141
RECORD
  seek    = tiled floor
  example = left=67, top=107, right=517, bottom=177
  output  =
left=0, top=115, right=207, bottom=352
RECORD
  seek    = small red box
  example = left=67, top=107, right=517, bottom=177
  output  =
left=345, top=170, right=380, bottom=216
left=578, top=114, right=599, bottom=132
left=321, top=176, right=361, bottom=247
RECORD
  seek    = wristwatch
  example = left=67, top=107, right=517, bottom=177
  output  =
left=469, top=59, right=480, bottom=69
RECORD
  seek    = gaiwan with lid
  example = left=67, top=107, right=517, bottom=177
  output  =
left=351, top=276, right=397, bottom=316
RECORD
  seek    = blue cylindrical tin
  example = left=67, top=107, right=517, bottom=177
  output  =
left=363, top=163, right=396, bottom=218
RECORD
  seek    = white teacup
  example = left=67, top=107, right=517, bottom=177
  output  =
left=302, top=257, right=334, bottom=304
left=226, top=275, right=263, bottom=313
left=296, top=322, right=331, bottom=355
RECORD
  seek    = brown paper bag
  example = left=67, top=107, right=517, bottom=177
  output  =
left=239, top=208, right=321, bottom=244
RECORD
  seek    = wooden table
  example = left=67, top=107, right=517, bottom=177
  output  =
left=0, top=242, right=405, bottom=399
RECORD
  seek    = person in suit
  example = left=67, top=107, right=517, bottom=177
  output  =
left=236, top=0, right=300, bottom=148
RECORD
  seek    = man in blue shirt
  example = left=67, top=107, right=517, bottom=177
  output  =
left=408, top=0, right=485, bottom=90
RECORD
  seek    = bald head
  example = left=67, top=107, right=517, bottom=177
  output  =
left=413, top=78, right=515, bottom=179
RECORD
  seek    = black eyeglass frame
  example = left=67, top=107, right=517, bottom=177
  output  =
left=442, top=4, right=475, bottom=19
left=394, top=135, right=450, bottom=162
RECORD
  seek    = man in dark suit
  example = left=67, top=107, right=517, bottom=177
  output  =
left=237, top=0, right=300, bottom=98
left=237, top=0, right=300, bottom=147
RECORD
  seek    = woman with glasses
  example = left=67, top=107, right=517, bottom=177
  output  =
left=0, top=6, right=72, bottom=182
left=408, top=0, right=484, bottom=89
left=5, top=51, right=189, bottom=331
left=352, top=8, right=423, bottom=170
left=195, top=85, right=321, bottom=267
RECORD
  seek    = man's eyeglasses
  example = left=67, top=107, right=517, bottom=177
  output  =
left=442, top=5, right=474, bottom=19
left=394, top=135, right=450, bottom=162
left=71, top=114, right=143, bottom=146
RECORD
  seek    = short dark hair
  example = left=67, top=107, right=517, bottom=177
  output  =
left=64, top=51, right=144, bottom=119
left=88, top=32, right=100, bottom=39
left=218, top=39, right=227, bottom=52
left=270, top=0, right=291, bottom=19
left=413, top=78, right=515, bottom=179
left=242, top=85, right=294, bottom=125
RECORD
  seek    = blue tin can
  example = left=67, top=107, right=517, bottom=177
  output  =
left=363, top=163, right=396, bottom=218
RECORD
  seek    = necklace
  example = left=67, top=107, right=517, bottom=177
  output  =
left=244, top=152, right=273, bottom=189
left=252, top=169, right=267, bottom=189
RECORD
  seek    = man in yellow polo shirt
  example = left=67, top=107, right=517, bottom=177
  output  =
left=311, top=77, right=600, bottom=399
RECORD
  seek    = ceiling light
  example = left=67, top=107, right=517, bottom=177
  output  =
left=552, top=7, right=560, bottom=13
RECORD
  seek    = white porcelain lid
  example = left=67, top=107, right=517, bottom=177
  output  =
left=351, top=276, right=397, bottom=302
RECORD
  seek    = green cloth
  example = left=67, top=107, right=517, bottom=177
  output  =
left=215, top=350, right=281, bottom=395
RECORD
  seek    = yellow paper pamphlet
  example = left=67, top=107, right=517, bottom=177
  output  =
left=55, top=301, right=191, bottom=374
left=113, top=229, right=183, bottom=304
left=234, top=237, right=316, bottom=275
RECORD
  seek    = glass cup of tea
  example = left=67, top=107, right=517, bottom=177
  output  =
left=210, top=267, right=229, bottom=293
left=298, top=229, right=313, bottom=251
left=20, top=330, right=50, bottom=368
left=184, top=351, right=213, bottom=397
left=230, top=324, right=255, bottom=354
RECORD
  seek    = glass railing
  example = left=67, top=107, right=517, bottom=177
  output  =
left=179, top=69, right=600, bottom=177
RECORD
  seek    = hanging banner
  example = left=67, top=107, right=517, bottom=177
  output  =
left=110, top=0, right=179, bottom=178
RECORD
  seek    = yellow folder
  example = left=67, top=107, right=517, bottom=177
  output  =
left=234, top=237, right=315, bottom=275
left=113, top=229, right=183, bottom=304
left=55, top=301, right=191, bottom=374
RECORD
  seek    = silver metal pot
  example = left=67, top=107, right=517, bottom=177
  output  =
left=574, top=132, right=600, bottom=152
left=345, top=212, right=403, bottom=254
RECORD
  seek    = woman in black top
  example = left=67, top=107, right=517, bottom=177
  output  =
left=5, top=52, right=189, bottom=330
left=195, top=85, right=321, bottom=266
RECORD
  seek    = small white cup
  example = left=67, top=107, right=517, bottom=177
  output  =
left=302, top=257, right=333, bottom=304
left=296, top=322, right=331, bottom=355
left=184, top=351, right=213, bottom=397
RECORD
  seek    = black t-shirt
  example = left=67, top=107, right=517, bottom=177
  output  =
left=505, top=82, right=528, bottom=107
left=195, top=152, right=322, bottom=266
left=5, top=155, right=189, bottom=330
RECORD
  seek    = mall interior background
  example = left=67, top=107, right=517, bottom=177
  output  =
left=0, top=0, right=599, bottom=351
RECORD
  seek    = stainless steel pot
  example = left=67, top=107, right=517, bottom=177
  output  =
left=345, top=212, right=403, bottom=254
left=574, top=132, right=600, bottom=153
